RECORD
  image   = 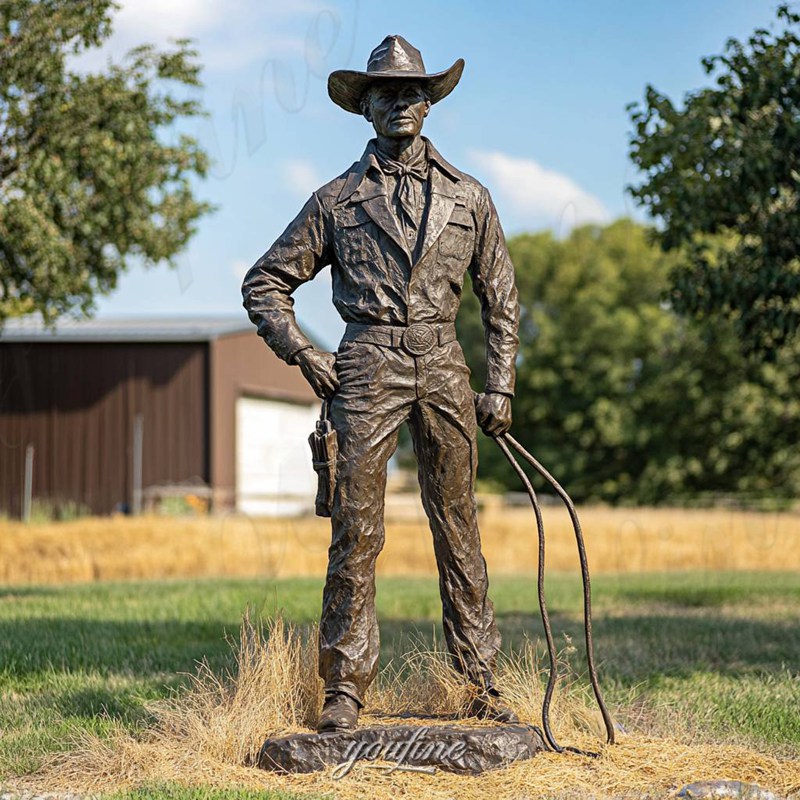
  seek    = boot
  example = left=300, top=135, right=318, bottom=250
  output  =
left=466, top=690, right=520, bottom=724
left=317, top=691, right=360, bottom=732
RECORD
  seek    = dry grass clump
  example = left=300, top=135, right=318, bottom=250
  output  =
left=2, top=505, right=800, bottom=585
left=25, top=614, right=800, bottom=800
left=153, top=615, right=322, bottom=766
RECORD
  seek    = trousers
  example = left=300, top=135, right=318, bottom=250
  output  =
left=318, top=326, right=502, bottom=705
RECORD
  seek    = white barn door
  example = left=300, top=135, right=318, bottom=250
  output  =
left=235, top=396, right=319, bottom=516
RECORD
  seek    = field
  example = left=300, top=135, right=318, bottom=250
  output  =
left=2, top=505, right=799, bottom=584
left=1, top=507, right=799, bottom=799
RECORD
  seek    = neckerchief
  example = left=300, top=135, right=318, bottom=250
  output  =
left=376, top=142, right=429, bottom=233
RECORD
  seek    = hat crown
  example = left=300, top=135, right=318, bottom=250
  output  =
left=367, top=35, right=425, bottom=75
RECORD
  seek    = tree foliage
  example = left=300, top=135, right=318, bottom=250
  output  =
left=0, top=0, right=212, bottom=322
left=458, top=219, right=800, bottom=504
left=627, top=4, right=800, bottom=355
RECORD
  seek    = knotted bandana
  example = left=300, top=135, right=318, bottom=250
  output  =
left=376, top=143, right=429, bottom=242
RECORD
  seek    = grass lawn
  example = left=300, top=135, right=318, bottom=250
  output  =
left=1, top=572, right=799, bottom=798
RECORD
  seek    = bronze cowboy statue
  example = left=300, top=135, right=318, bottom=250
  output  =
left=242, top=35, right=520, bottom=732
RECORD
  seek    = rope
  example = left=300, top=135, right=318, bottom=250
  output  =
left=493, top=432, right=616, bottom=755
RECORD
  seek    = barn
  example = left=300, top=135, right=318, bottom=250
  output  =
left=0, top=316, right=320, bottom=518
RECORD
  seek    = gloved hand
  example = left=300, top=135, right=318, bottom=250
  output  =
left=475, top=391, right=512, bottom=437
left=294, top=348, right=339, bottom=399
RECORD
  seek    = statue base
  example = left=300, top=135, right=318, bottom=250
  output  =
left=258, top=722, right=545, bottom=776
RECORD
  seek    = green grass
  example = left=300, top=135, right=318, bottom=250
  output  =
left=1, top=572, right=798, bottom=797
left=108, top=784, right=324, bottom=800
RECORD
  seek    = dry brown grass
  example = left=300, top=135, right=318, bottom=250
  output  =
left=1, top=505, right=799, bottom=585
left=22, top=614, right=799, bottom=800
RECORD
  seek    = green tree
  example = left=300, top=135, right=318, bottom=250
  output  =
left=457, top=219, right=800, bottom=505
left=627, top=4, right=800, bottom=355
left=0, top=0, right=212, bottom=323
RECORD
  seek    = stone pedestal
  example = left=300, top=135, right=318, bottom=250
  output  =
left=258, top=723, right=545, bottom=776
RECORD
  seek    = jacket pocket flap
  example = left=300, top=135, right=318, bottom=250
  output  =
left=448, top=205, right=474, bottom=229
left=334, top=204, right=372, bottom=228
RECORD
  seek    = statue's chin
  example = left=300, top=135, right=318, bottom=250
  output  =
left=377, top=124, right=422, bottom=139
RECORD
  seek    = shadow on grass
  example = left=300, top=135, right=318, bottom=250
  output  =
left=0, top=618, right=240, bottom=680
left=493, top=611, right=800, bottom=682
left=376, top=609, right=800, bottom=690
left=0, top=586, right=60, bottom=600
left=26, top=684, right=161, bottom=728
left=610, top=582, right=800, bottom=608
left=1, top=603, right=797, bottom=687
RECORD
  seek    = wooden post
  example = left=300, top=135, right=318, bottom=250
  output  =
left=132, top=414, right=143, bottom=515
left=22, top=444, right=34, bottom=523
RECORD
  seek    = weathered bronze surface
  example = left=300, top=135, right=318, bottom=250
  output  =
left=242, top=35, right=520, bottom=724
left=258, top=724, right=545, bottom=776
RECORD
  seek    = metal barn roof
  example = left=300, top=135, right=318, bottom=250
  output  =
left=0, top=315, right=253, bottom=343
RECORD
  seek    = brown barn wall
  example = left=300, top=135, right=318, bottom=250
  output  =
left=0, top=342, right=208, bottom=517
left=208, top=330, right=316, bottom=509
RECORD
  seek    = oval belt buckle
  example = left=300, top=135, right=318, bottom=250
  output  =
left=402, top=322, right=436, bottom=356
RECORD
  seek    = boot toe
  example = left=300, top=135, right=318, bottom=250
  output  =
left=317, top=692, right=360, bottom=732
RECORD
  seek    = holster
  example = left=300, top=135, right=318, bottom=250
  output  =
left=308, top=400, right=338, bottom=517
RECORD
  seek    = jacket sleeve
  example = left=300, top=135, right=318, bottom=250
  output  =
left=241, top=192, right=331, bottom=363
left=469, top=186, right=520, bottom=397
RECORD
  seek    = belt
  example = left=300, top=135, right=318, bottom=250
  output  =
left=343, top=321, right=457, bottom=356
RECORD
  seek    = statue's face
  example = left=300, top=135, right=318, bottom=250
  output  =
left=362, top=80, right=430, bottom=138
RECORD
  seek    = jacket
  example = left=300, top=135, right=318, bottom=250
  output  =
left=242, top=137, right=519, bottom=396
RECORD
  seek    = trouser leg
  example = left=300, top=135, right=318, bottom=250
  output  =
left=318, top=341, right=412, bottom=705
left=409, top=342, right=502, bottom=690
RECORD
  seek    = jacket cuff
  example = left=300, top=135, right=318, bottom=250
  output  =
left=288, top=344, right=314, bottom=365
left=485, top=387, right=514, bottom=399
left=485, top=368, right=515, bottom=398
left=255, top=317, right=314, bottom=364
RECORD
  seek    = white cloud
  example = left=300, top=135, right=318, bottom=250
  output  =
left=281, top=159, right=321, bottom=198
left=468, top=150, right=610, bottom=234
left=71, top=0, right=328, bottom=73
left=113, top=0, right=228, bottom=39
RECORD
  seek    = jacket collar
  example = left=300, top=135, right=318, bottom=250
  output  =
left=337, top=137, right=463, bottom=204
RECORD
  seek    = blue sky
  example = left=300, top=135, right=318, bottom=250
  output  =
left=89, top=0, right=785, bottom=348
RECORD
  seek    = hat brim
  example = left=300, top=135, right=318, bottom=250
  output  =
left=327, top=58, right=464, bottom=114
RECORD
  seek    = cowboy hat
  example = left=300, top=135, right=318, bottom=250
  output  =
left=328, top=35, right=464, bottom=115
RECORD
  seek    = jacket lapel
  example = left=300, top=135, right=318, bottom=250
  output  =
left=415, top=167, right=457, bottom=265
left=338, top=145, right=411, bottom=261
left=354, top=179, right=411, bottom=260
